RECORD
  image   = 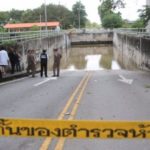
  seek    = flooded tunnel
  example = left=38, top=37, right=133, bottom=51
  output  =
left=48, top=44, right=137, bottom=72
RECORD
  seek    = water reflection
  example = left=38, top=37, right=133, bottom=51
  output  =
left=111, top=61, right=121, bottom=70
left=50, top=45, right=121, bottom=71
left=85, top=55, right=104, bottom=71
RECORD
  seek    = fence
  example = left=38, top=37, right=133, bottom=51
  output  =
left=0, top=30, right=64, bottom=43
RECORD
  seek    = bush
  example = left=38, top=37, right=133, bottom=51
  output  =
left=102, top=13, right=123, bottom=28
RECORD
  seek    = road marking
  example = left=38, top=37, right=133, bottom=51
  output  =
left=0, top=118, right=150, bottom=139
left=118, top=75, right=133, bottom=85
left=0, top=77, right=26, bottom=86
left=34, top=77, right=57, bottom=87
left=54, top=73, right=91, bottom=150
left=39, top=73, right=89, bottom=150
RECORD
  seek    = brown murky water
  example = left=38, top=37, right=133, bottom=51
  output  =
left=48, top=45, right=137, bottom=71
left=59, top=45, right=121, bottom=71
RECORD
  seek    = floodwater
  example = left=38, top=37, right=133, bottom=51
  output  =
left=59, top=45, right=121, bottom=71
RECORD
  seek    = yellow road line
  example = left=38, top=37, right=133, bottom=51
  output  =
left=54, top=73, right=92, bottom=150
left=39, top=72, right=89, bottom=150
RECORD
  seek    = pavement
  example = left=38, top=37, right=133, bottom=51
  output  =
left=0, top=69, right=150, bottom=150
left=0, top=70, right=40, bottom=82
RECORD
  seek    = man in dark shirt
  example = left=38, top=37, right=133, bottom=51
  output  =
left=40, top=49, right=48, bottom=77
left=8, top=48, right=16, bottom=74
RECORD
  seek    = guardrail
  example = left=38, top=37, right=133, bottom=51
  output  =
left=114, top=28, right=150, bottom=38
left=1, top=28, right=150, bottom=43
left=0, top=30, right=64, bottom=43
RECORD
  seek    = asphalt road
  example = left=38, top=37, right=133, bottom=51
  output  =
left=0, top=69, right=150, bottom=150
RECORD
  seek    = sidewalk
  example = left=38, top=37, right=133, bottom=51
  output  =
left=0, top=70, right=40, bottom=83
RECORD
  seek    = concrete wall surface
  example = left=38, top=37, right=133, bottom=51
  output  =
left=113, top=32, right=150, bottom=71
left=69, top=32, right=113, bottom=45
left=18, top=34, right=70, bottom=70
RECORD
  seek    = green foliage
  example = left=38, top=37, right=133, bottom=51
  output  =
left=138, top=6, right=150, bottom=26
left=1, top=40, right=17, bottom=47
left=9, top=9, right=24, bottom=23
left=0, top=11, right=9, bottom=23
left=0, top=27, right=5, bottom=32
left=0, top=4, right=74, bottom=29
left=102, top=13, right=123, bottom=28
left=86, top=20, right=101, bottom=28
left=99, top=0, right=114, bottom=20
left=121, top=20, right=133, bottom=28
left=72, top=1, right=87, bottom=28
left=0, top=2, right=87, bottom=29
left=131, top=19, right=144, bottom=28
left=21, top=9, right=36, bottom=23
left=45, top=4, right=74, bottom=29
left=30, top=25, right=40, bottom=31
left=98, top=0, right=125, bottom=28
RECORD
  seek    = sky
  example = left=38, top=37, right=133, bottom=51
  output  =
left=0, top=0, right=146, bottom=23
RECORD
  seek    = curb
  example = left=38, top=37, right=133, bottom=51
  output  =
left=0, top=70, right=40, bottom=83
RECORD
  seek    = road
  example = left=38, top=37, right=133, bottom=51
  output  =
left=0, top=69, right=150, bottom=150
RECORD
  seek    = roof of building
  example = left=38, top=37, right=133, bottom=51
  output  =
left=4, top=22, right=60, bottom=29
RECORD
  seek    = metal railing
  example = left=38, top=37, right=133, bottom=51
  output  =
left=1, top=28, right=150, bottom=43
left=0, top=30, right=64, bottom=43
left=114, top=28, right=150, bottom=38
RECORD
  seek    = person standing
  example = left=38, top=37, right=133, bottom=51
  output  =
left=0, top=46, right=9, bottom=76
left=52, top=48, right=62, bottom=77
left=40, top=49, right=48, bottom=77
left=8, top=48, right=16, bottom=74
left=14, top=51, right=21, bottom=72
left=27, top=49, right=36, bottom=77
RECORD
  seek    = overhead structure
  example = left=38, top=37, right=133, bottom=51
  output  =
left=4, top=22, right=60, bottom=32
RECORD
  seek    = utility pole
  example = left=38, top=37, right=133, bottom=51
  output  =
left=44, top=0, right=48, bottom=32
left=40, top=14, right=42, bottom=49
left=78, top=1, right=81, bottom=30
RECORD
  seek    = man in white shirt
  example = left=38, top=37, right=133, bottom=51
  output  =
left=0, top=46, right=10, bottom=75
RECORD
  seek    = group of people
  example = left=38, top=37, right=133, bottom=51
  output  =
left=0, top=46, right=10, bottom=78
left=0, top=46, right=62, bottom=79
left=8, top=48, right=21, bottom=74
left=26, top=48, right=62, bottom=78
left=0, top=46, right=21, bottom=78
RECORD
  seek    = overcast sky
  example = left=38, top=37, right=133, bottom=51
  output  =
left=0, top=0, right=146, bottom=23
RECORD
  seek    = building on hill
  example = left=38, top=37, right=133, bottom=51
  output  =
left=4, top=22, right=60, bottom=32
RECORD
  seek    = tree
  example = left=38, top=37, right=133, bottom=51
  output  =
left=102, top=13, right=122, bottom=28
left=98, top=0, right=125, bottom=28
left=72, top=1, right=87, bottom=28
left=45, top=4, right=74, bottom=29
left=21, top=9, right=35, bottom=23
left=86, top=20, right=101, bottom=28
left=138, top=6, right=150, bottom=26
left=30, top=25, right=40, bottom=31
left=99, top=0, right=125, bottom=19
left=9, top=9, right=24, bottom=23
left=131, top=19, right=144, bottom=28
left=0, top=11, right=9, bottom=24
left=28, top=4, right=74, bottom=29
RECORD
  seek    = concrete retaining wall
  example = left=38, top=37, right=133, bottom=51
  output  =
left=69, top=32, right=113, bottom=45
left=113, top=32, right=150, bottom=70
left=18, top=34, right=70, bottom=69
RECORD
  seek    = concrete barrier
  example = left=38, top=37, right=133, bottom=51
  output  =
left=113, top=32, right=150, bottom=71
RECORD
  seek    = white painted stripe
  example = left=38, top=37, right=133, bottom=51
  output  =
left=0, top=77, right=26, bottom=86
left=118, top=75, right=133, bottom=85
left=34, top=77, right=57, bottom=87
